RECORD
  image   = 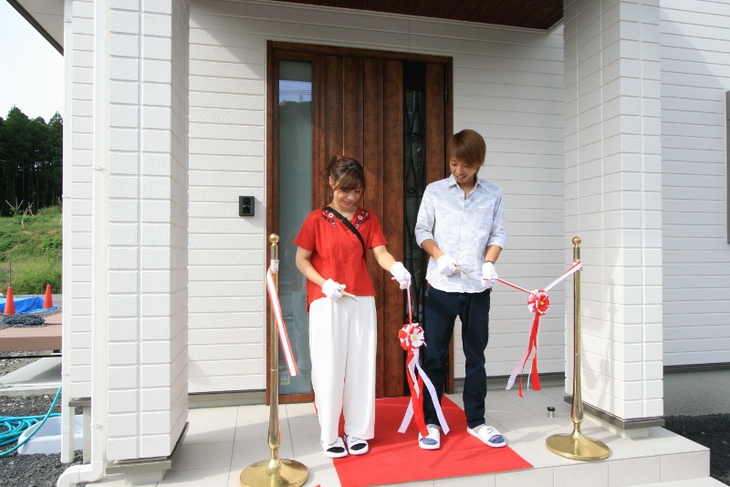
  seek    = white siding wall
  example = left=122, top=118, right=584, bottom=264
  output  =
left=63, top=0, right=95, bottom=401
left=660, top=0, right=730, bottom=366
left=188, top=0, right=565, bottom=393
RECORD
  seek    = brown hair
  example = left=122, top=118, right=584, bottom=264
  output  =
left=448, top=129, right=486, bottom=169
left=322, top=155, right=366, bottom=192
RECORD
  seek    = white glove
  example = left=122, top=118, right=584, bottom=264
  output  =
left=436, top=254, right=457, bottom=276
left=321, top=278, right=344, bottom=301
left=481, top=262, right=498, bottom=289
left=390, top=262, right=412, bottom=290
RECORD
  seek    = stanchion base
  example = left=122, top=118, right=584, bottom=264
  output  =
left=239, top=457, right=308, bottom=487
left=546, top=428, right=610, bottom=461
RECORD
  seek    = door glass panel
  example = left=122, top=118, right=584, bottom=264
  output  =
left=278, top=60, right=313, bottom=395
left=403, top=62, right=428, bottom=324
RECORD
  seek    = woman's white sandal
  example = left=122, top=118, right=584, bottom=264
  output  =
left=344, top=434, right=369, bottom=455
left=321, top=437, right=348, bottom=458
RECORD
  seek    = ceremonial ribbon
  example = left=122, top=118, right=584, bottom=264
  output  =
left=397, top=290, right=449, bottom=436
left=266, top=263, right=299, bottom=376
left=496, top=260, right=582, bottom=397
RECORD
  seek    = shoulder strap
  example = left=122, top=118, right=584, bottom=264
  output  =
left=324, top=206, right=366, bottom=258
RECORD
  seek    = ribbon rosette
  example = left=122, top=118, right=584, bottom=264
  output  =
left=399, top=323, right=425, bottom=350
left=398, top=293, right=449, bottom=437
left=496, top=260, right=582, bottom=397
left=528, top=291, right=550, bottom=315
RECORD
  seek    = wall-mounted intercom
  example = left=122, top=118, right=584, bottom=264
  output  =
left=239, top=196, right=255, bottom=216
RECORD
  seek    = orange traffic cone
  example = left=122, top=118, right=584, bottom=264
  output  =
left=44, top=284, right=54, bottom=308
left=3, top=286, right=15, bottom=315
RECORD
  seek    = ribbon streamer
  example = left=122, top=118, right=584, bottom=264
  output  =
left=397, top=290, right=449, bottom=436
left=496, top=260, right=582, bottom=397
left=266, top=265, right=299, bottom=377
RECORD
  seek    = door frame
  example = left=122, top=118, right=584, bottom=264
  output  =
left=266, top=41, right=453, bottom=404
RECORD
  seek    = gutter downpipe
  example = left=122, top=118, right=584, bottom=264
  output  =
left=57, top=0, right=110, bottom=484
left=59, top=0, right=74, bottom=465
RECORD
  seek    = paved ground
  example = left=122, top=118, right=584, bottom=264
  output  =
left=0, top=309, right=728, bottom=486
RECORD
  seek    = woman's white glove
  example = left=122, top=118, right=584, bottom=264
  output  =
left=436, top=254, right=457, bottom=276
left=390, top=262, right=412, bottom=290
left=481, top=262, right=498, bottom=289
left=321, top=278, right=344, bottom=301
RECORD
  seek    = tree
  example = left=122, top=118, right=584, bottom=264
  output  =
left=0, top=106, right=63, bottom=216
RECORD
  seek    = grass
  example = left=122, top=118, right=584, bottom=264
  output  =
left=0, top=206, right=62, bottom=295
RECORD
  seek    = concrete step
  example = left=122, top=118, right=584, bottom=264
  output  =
left=633, top=478, right=726, bottom=486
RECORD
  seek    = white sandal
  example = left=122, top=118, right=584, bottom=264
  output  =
left=418, top=424, right=441, bottom=450
left=345, top=434, right=369, bottom=455
left=321, top=437, right=348, bottom=458
left=467, top=424, right=506, bottom=448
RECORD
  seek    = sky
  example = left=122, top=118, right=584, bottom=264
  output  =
left=0, top=1, right=64, bottom=121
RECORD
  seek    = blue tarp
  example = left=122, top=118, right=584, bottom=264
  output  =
left=0, top=296, right=57, bottom=314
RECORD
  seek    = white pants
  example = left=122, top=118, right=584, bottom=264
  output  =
left=309, top=296, right=377, bottom=444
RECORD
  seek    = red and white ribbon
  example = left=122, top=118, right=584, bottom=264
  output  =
left=496, top=260, right=582, bottom=397
left=398, top=290, right=449, bottom=436
left=266, top=263, right=299, bottom=377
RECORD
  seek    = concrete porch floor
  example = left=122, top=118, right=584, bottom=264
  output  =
left=0, top=346, right=724, bottom=487
left=2, top=358, right=723, bottom=487
left=93, top=387, right=723, bottom=487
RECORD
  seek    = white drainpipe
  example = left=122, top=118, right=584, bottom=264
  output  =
left=58, top=0, right=110, bottom=484
left=59, top=0, right=75, bottom=465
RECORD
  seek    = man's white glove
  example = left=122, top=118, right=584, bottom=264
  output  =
left=390, top=262, right=412, bottom=290
left=321, top=278, right=344, bottom=301
left=481, top=262, right=498, bottom=289
left=436, top=254, right=457, bottom=276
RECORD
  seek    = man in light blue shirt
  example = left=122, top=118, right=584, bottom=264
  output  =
left=414, top=129, right=507, bottom=450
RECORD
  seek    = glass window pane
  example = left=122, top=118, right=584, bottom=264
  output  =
left=277, top=60, right=312, bottom=395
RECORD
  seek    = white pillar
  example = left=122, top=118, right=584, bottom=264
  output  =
left=564, top=0, right=663, bottom=427
left=103, top=0, right=190, bottom=463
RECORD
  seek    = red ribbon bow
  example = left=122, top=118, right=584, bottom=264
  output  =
left=397, top=290, right=449, bottom=436
left=497, top=260, right=582, bottom=397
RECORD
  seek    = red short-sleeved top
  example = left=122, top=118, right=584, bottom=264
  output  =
left=294, top=207, right=388, bottom=311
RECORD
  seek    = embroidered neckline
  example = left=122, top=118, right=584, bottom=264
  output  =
left=322, top=207, right=370, bottom=228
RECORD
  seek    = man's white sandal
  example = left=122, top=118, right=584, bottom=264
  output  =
left=467, top=424, right=506, bottom=448
left=418, top=424, right=441, bottom=450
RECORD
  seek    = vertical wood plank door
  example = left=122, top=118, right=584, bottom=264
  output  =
left=268, top=42, right=452, bottom=402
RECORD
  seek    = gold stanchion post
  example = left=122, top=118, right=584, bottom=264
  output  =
left=240, top=234, right=308, bottom=487
left=546, top=237, right=610, bottom=461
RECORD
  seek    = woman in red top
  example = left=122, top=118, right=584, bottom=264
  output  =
left=295, top=155, right=411, bottom=458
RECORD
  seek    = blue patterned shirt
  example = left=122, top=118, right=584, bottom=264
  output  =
left=415, top=174, right=506, bottom=293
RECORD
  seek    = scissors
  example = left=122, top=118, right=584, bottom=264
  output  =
left=454, top=263, right=472, bottom=280
left=339, top=286, right=358, bottom=301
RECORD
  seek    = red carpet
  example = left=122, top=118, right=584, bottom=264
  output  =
left=332, top=396, right=532, bottom=486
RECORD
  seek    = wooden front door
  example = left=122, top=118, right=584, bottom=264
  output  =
left=267, top=42, right=452, bottom=402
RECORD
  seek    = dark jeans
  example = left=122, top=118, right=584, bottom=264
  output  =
left=422, top=286, right=491, bottom=429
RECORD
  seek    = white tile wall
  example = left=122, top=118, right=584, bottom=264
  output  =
left=65, top=0, right=190, bottom=462
left=564, top=0, right=664, bottom=419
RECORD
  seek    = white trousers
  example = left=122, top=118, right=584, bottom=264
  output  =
left=309, top=296, right=377, bottom=444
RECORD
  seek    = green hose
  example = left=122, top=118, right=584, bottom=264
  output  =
left=0, top=385, right=62, bottom=456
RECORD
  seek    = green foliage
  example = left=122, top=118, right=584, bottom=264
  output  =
left=3, top=255, right=61, bottom=295
left=0, top=106, right=63, bottom=217
left=0, top=205, right=62, bottom=295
